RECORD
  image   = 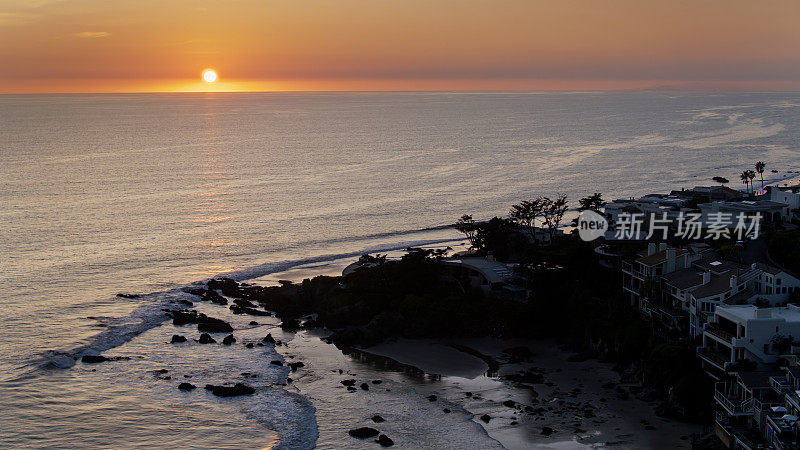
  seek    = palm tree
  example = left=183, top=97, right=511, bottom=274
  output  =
left=741, top=171, right=750, bottom=194
left=755, top=161, right=766, bottom=193
left=747, top=170, right=756, bottom=195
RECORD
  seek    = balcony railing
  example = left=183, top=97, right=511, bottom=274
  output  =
left=706, top=324, right=736, bottom=343
left=699, top=348, right=732, bottom=369
left=714, top=387, right=753, bottom=416
left=771, top=376, right=791, bottom=393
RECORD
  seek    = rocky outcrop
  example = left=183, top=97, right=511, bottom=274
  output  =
left=204, top=383, right=255, bottom=397
left=80, top=355, right=129, bottom=363
left=170, top=335, right=187, bottom=343
left=167, top=310, right=233, bottom=333
left=178, top=382, right=196, bottom=391
left=348, top=427, right=379, bottom=439
left=197, top=333, right=216, bottom=344
left=375, top=434, right=394, bottom=447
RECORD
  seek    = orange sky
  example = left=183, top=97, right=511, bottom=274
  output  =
left=1, top=0, right=799, bottom=93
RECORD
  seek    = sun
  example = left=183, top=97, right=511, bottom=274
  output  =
left=202, top=69, right=217, bottom=83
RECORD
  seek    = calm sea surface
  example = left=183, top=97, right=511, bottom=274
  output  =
left=1, top=91, right=799, bottom=447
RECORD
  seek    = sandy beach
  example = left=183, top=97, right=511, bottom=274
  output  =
left=273, top=329, right=703, bottom=449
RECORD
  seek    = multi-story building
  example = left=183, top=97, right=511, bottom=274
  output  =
left=699, top=200, right=790, bottom=226
left=621, top=242, right=712, bottom=317
left=699, top=305, right=800, bottom=376
left=768, top=185, right=800, bottom=212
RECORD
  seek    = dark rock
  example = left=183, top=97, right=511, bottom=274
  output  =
left=340, top=379, right=356, bottom=387
left=222, top=335, right=236, bottom=345
left=156, top=369, right=169, bottom=374
left=280, top=318, right=300, bottom=331
left=480, top=414, right=491, bottom=423
left=302, top=318, right=321, bottom=328
left=286, top=377, right=293, bottom=383
left=178, top=382, right=196, bottom=391
left=465, top=392, right=473, bottom=397
left=371, top=415, right=385, bottom=423
left=81, top=355, right=108, bottom=363
left=372, top=380, right=382, bottom=385
left=443, top=408, right=451, bottom=413
left=197, top=319, right=233, bottom=333
left=178, top=299, right=193, bottom=306
left=375, top=434, right=394, bottom=447
left=206, top=278, right=244, bottom=297
left=288, top=362, right=304, bottom=371
left=233, top=298, right=258, bottom=308
left=249, top=321, right=259, bottom=326
left=245, top=343, right=254, bottom=348
left=541, top=426, right=555, bottom=436
left=230, top=305, right=271, bottom=316
left=81, top=355, right=129, bottom=363
left=347, top=386, right=357, bottom=392
left=169, top=310, right=232, bottom=333
left=360, top=383, right=370, bottom=391
left=170, top=335, right=187, bottom=343
left=270, top=360, right=283, bottom=366
left=207, top=383, right=255, bottom=397
left=503, top=400, right=516, bottom=408
left=202, top=289, right=228, bottom=305
left=348, top=427, right=379, bottom=439
left=184, top=287, right=206, bottom=296
left=116, top=293, right=140, bottom=299
left=198, top=333, right=216, bottom=344
left=262, top=334, right=276, bottom=344
left=427, top=395, right=437, bottom=401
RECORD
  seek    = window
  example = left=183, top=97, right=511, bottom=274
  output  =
left=778, top=278, right=782, bottom=285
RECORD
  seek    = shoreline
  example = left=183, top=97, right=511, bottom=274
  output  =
left=277, top=330, right=702, bottom=449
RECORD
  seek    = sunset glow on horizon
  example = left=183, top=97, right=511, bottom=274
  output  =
left=1, top=0, right=799, bottom=93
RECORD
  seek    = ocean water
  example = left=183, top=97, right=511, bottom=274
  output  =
left=1, top=91, right=799, bottom=448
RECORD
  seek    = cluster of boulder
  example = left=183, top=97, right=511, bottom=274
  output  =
left=348, top=427, right=393, bottom=447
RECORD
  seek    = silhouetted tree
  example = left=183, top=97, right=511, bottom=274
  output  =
left=578, top=193, right=605, bottom=212
left=454, top=215, right=478, bottom=248
left=541, top=194, right=569, bottom=240
left=474, top=217, right=516, bottom=259
left=747, top=170, right=756, bottom=194
left=741, top=171, right=750, bottom=194
left=755, top=161, right=766, bottom=193
left=509, top=198, right=544, bottom=240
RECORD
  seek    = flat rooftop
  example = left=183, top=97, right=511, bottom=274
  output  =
left=717, top=305, right=800, bottom=323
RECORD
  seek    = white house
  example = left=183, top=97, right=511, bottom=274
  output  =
left=752, top=263, right=800, bottom=303
left=699, top=305, right=800, bottom=375
left=769, top=185, right=800, bottom=211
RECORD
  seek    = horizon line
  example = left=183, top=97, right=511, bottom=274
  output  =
left=4, top=87, right=800, bottom=95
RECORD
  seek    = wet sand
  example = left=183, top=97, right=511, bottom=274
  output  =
left=276, top=331, right=702, bottom=449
